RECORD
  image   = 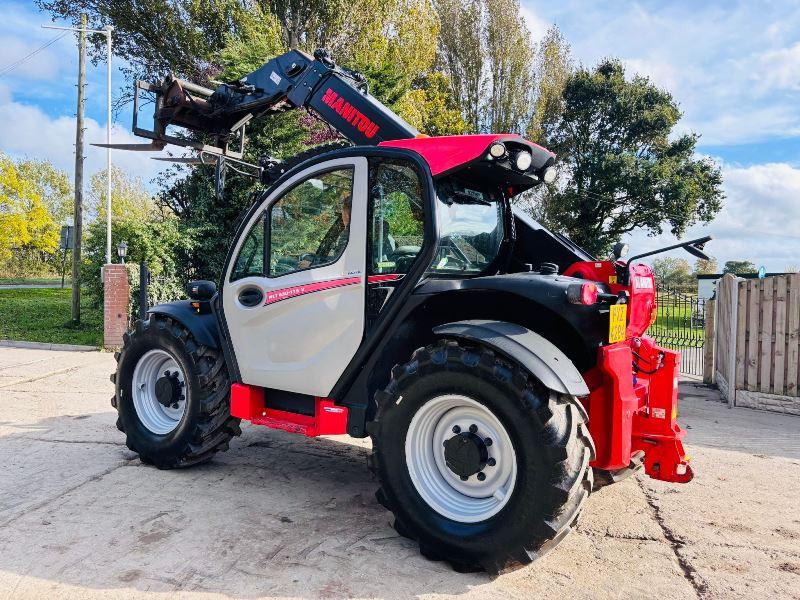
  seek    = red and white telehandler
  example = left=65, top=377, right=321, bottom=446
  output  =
left=107, top=48, right=708, bottom=573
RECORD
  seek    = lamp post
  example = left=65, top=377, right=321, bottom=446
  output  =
left=117, top=240, right=128, bottom=264
left=43, top=22, right=114, bottom=264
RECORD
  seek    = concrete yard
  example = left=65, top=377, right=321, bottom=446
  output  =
left=0, top=346, right=798, bottom=599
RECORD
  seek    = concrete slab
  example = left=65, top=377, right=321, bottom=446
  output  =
left=0, top=347, right=798, bottom=599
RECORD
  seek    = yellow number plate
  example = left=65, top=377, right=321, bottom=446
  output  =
left=608, top=304, right=628, bottom=343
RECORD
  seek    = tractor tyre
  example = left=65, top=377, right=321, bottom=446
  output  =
left=111, top=315, right=241, bottom=469
left=367, top=339, right=595, bottom=574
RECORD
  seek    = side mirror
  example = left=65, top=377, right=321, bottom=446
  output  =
left=186, top=280, right=217, bottom=301
left=612, top=242, right=629, bottom=261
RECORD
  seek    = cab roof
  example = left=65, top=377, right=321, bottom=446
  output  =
left=379, top=134, right=556, bottom=195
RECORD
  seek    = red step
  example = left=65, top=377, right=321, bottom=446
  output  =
left=230, top=383, right=348, bottom=437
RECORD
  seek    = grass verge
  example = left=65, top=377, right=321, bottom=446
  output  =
left=0, top=277, right=64, bottom=285
left=0, top=288, right=102, bottom=347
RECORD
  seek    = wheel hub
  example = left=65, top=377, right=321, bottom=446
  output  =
left=155, top=371, right=183, bottom=408
left=443, top=431, right=488, bottom=478
left=405, top=395, right=517, bottom=523
left=132, top=349, right=187, bottom=435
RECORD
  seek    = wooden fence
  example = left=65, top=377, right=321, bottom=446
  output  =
left=713, top=273, right=800, bottom=414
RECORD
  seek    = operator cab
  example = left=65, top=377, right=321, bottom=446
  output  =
left=221, top=140, right=546, bottom=399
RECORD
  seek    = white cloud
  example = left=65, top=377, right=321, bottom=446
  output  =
left=0, top=99, right=170, bottom=193
left=522, top=0, right=800, bottom=146
left=0, top=33, right=73, bottom=81
left=623, top=162, right=800, bottom=272
left=753, top=41, right=800, bottom=93
left=519, top=5, right=551, bottom=42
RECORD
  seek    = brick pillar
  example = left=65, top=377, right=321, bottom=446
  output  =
left=103, top=264, right=129, bottom=349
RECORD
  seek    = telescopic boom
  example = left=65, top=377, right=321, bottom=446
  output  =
left=104, top=48, right=419, bottom=159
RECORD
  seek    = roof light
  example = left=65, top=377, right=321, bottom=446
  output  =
left=514, top=150, right=532, bottom=171
left=542, top=165, right=557, bottom=184
left=488, top=141, right=507, bottom=158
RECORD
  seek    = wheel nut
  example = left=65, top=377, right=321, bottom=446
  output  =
left=452, top=425, right=461, bottom=434
left=477, top=472, right=486, bottom=481
left=460, top=475, right=469, bottom=481
left=179, top=395, right=185, bottom=401
left=469, top=424, right=478, bottom=433
left=164, top=371, right=170, bottom=377
left=484, top=437, right=493, bottom=446
left=487, top=458, right=496, bottom=467
left=171, top=402, right=179, bottom=409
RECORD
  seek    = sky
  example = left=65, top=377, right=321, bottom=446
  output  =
left=1, top=0, right=799, bottom=271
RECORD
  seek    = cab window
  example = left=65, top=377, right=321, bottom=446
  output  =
left=369, top=160, right=425, bottom=275
left=269, top=168, right=354, bottom=277
left=230, top=213, right=265, bottom=281
left=428, top=177, right=504, bottom=275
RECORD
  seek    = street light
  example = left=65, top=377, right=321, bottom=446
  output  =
left=43, top=22, right=114, bottom=264
left=117, top=240, right=127, bottom=264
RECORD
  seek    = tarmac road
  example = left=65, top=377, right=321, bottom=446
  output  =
left=0, top=346, right=798, bottom=599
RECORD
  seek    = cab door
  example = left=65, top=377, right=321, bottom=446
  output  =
left=222, top=157, right=367, bottom=397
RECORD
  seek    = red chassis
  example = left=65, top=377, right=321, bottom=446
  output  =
left=565, top=258, right=693, bottom=484
left=583, top=337, right=693, bottom=483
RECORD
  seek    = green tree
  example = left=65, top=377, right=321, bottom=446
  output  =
left=694, top=257, right=718, bottom=274
left=528, top=26, right=572, bottom=142
left=396, top=72, right=466, bottom=135
left=723, top=260, right=757, bottom=275
left=436, top=0, right=534, bottom=133
left=652, top=257, right=693, bottom=290
left=37, top=0, right=252, bottom=84
left=87, top=166, right=159, bottom=223
left=535, top=60, right=724, bottom=256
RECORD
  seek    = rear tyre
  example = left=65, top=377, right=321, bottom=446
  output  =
left=111, top=315, right=241, bottom=468
left=368, top=340, right=594, bottom=574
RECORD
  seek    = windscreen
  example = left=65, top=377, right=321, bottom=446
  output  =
left=428, top=177, right=504, bottom=275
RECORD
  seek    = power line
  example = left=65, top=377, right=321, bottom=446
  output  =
left=0, top=32, right=68, bottom=78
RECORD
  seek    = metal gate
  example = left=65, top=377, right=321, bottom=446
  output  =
left=650, top=288, right=706, bottom=377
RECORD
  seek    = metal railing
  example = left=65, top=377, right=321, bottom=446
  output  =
left=650, top=288, right=706, bottom=376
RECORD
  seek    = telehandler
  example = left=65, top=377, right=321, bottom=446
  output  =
left=107, top=48, right=707, bottom=573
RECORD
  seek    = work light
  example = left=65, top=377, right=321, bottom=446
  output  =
left=488, top=141, right=506, bottom=158
left=514, top=151, right=532, bottom=171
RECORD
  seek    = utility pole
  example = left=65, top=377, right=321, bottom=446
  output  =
left=44, top=21, right=114, bottom=266
left=72, top=13, right=87, bottom=324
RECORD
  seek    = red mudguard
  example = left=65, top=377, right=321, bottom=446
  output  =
left=582, top=337, right=693, bottom=483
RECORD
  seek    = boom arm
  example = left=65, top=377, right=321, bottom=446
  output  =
left=121, top=48, right=419, bottom=158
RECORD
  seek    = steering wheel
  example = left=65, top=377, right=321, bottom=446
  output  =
left=298, top=252, right=317, bottom=268
left=436, top=237, right=472, bottom=270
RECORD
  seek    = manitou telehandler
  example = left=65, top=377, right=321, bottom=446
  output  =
left=107, top=48, right=709, bottom=573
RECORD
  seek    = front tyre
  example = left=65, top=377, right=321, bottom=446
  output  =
left=111, top=315, right=241, bottom=468
left=368, top=340, right=595, bottom=574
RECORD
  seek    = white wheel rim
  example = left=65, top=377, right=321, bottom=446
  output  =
left=132, top=349, right=187, bottom=435
left=405, top=395, right=517, bottom=523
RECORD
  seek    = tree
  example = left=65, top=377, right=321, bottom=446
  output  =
left=528, top=26, right=572, bottom=142
left=396, top=72, right=467, bottom=135
left=37, top=0, right=252, bottom=85
left=0, top=154, right=60, bottom=268
left=694, top=257, right=718, bottom=274
left=723, top=260, right=757, bottom=275
left=652, top=257, right=693, bottom=290
left=535, top=60, right=724, bottom=256
left=87, top=166, right=159, bottom=223
left=436, top=0, right=534, bottom=133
